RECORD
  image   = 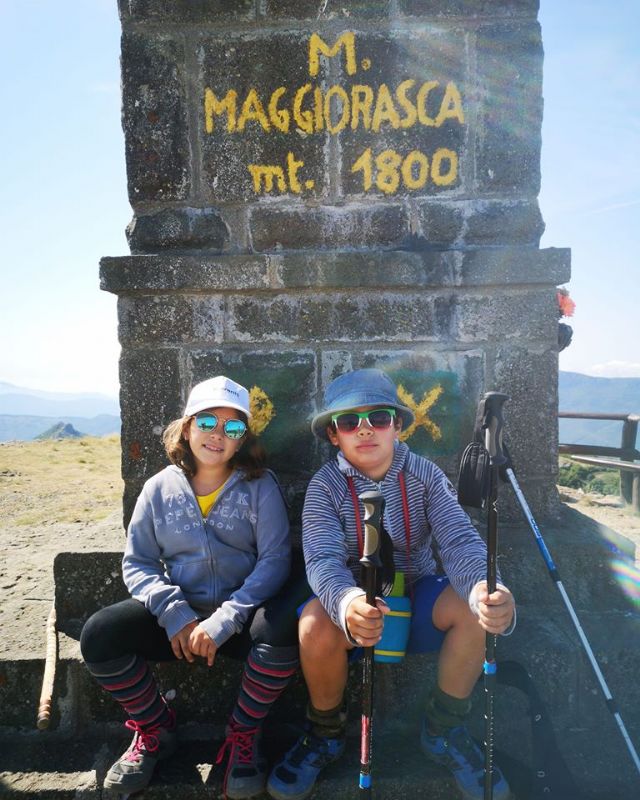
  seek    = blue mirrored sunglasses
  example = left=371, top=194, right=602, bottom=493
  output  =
left=194, top=412, right=247, bottom=440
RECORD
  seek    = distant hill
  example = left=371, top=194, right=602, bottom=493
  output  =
left=0, top=414, right=120, bottom=442
left=35, top=422, right=84, bottom=440
left=559, top=371, right=640, bottom=448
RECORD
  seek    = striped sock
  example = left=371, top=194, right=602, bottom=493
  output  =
left=230, top=643, right=298, bottom=730
left=85, top=654, right=172, bottom=730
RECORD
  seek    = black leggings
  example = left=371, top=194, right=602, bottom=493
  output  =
left=81, top=560, right=310, bottom=665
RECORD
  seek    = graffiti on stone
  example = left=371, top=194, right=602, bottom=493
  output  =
left=248, top=386, right=276, bottom=436
left=203, top=32, right=464, bottom=196
left=386, top=370, right=468, bottom=457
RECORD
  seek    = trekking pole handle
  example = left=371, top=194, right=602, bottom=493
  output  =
left=359, top=490, right=384, bottom=604
left=482, top=392, right=509, bottom=467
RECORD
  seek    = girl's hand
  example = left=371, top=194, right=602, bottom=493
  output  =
left=346, top=596, right=389, bottom=647
left=170, top=621, right=198, bottom=662
left=188, top=624, right=218, bottom=667
left=473, top=581, right=515, bottom=634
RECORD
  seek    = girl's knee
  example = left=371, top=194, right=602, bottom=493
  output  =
left=80, top=608, right=106, bottom=661
left=80, top=606, right=125, bottom=663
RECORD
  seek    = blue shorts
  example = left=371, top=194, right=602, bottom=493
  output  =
left=405, top=574, right=450, bottom=654
left=298, top=573, right=450, bottom=658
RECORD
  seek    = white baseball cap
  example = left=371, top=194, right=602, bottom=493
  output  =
left=184, top=376, right=251, bottom=418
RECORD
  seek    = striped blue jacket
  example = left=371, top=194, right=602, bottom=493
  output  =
left=302, top=441, right=499, bottom=636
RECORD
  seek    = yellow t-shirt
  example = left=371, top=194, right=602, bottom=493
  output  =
left=196, top=477, right=231, bottom=518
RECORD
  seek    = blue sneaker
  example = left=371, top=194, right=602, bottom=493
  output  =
left=266, top=730, right=346, bottom=800
left=420, top=723, right=511, bottom=800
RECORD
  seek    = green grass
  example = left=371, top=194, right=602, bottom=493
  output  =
left=0, top=435, right=122, bottom=526
left=558, top=458, right=620, bottom=495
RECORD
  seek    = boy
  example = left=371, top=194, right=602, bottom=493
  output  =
left=267, top=369, right=514, bottom=800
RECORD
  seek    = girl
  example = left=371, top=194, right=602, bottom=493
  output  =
left=81, top=376, right=300, bottom=799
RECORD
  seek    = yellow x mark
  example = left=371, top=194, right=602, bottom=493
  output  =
left=397, top=384, right=444, bottom=442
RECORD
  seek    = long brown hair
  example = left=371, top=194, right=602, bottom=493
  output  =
left=163, top=412, right=267, bottom=480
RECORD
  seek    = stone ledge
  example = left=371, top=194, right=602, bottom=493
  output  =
left=100, top=247, right=570, bottom=294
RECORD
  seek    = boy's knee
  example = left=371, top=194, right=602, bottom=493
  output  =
left=299, top=601, right=344, bottom=654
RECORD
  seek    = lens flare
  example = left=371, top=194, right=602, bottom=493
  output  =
left=609, top=558, right=640, bottom=609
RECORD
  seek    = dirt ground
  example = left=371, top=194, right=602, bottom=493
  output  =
left=558, top=485, right=640, bottom=564
left=0, top=438, right=125, bottom=657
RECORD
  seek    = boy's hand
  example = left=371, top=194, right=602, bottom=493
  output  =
left=170, top=620, right=198, bottom=662
left=188, top=624, right=218, bottom=667
left=346, top=596, right=389, bottom=647
left=472, top=581, right=515, bottom=634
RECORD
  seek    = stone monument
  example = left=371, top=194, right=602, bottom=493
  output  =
left=100, top=0, right=570, bottom=523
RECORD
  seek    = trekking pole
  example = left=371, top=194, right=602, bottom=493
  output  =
left=479, top=392, right=509, bottom=800
left=503, top=461, right=640, bottom=776
left=358, top=490, right=384, bottom=797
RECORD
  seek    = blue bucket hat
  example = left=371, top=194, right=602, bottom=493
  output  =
left=311, top=368, right=415, bottom=441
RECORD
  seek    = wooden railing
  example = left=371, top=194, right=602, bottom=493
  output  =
left=559, top=412, right=640, bottom=509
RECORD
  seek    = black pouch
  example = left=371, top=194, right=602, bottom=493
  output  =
left=457, top=441, right=490, bottom=509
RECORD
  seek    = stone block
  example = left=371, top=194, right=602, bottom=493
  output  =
left=336, top=31, right=469, bottom=199
left=474, top=23, right=543, bottom=194
left=499, top=477, right=561, bottom=522
left=456, top=246, right=571, bottom=286
left=260, top=1, right=392, bottom=20
left=250, top=204, right=409, bottom=251
left=119, top=347, right=184, bottom=519
left=453, top=288, right=557, bottom=343
left=118, top=0, right=256, bottom=23
left=0, top=657, right=57, bottom=730
left=118, top=295, right=225, bottom=345
left=101, top=254, right=271, bottom=294
left=398, top=0, right=539, bottom=17
left=273, top=250, right=457, bottom=289
left=54, top=553, right=126, bottom=630
left=121, top=32, right=191, bottom=203
left=415, top=200, right=466, bottom=247
left=227, top=292, right=454, bottom=344
left=187, top=349, right=318, bottom=478
left=465, top=199, right=544, bottom=245
left=415, top=199, right=545, bottom=248
left=198, top=32, right=330, bottom=203
left=491, top=345, right=558, bottom=479
left=126, top=208, right=229, bottom=253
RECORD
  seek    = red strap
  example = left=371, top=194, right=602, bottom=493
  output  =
left=398, top=472, right=415, bottom=603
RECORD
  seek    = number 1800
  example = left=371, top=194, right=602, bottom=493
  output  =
left=350, top=147, right=458, bottom=194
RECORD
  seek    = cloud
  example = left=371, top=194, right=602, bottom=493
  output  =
left=583, top=198, right=640, bottom=217
left=587, top=361, right=640, bottom=378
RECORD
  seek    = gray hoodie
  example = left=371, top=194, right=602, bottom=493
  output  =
left=122, top=465, right=290, bottom=645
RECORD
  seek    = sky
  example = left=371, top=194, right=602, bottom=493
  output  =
left=0, top=0, right=638, bottom=397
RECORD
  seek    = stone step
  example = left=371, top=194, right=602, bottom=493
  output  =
left=2, top=511, right=639, bottom=798
left=0, top=724, right=547, bottom=800
left=2, top=623, right=639, bottom=799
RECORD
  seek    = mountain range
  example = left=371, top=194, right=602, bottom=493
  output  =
left=0, top=374, right=637, bottom=447
left=0, top=381, right=120, bottom=442
left=558, top=371, right=639, bottom=448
